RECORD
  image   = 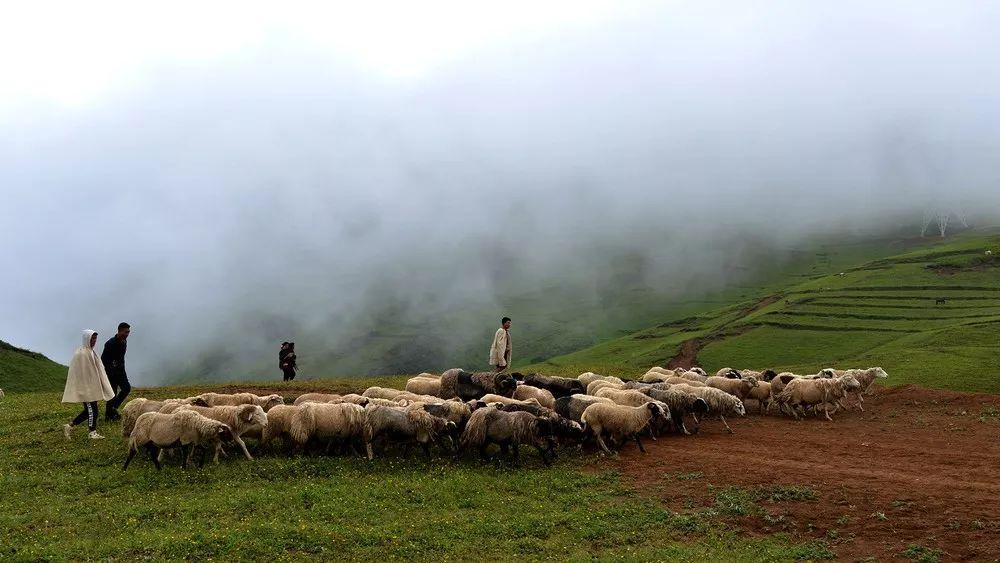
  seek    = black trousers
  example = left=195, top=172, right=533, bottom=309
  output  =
left=71, top=402, right=98, bottom=431
left=282, top=367, right=296, bottom=381
left=106, top=370, right=131, bottom=413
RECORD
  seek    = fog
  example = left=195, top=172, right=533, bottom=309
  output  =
left=3, top=2, right=999, bottom=384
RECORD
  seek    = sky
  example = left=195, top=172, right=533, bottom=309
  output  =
left=2, top=1, right=999, bottom=383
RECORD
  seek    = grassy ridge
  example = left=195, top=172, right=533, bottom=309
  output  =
left=525, top=228, right=1000, bottom=393
left=0, top=383, right=831, bottom=561
left=0, top=340, right=66, bottom=393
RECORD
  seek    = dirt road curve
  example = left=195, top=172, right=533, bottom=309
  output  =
left=615, top=385, right=1000, bottom=561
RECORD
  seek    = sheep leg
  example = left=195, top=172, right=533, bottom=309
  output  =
left=147, top=445, right=162, bottom=471
left=181, top=445, right=190, bottom=469
left=364, top=441, right=374, bottom=460
left=720, top=415, right=734, bottom=433
left=511, top=443, right=521, bottom=466
left=634, top=434, right=647, bottom=453
left=679, top=420, right=691, bottom=435
left=535, top=444, right=552, bottom=467
left=823, top=403, right=834, bottom=422
left=594, top=433, right=613, bottom=455
left=421, top=442, right=432, bottom=458
left=213, top=442, right=223, bottom=464
left=478, top=444, right=491, bottom=462
left=199, top=446, right=208, bottom=468
left=234, top=435, right=253, bottom=461
left=123, top=447, right=137, bottom=471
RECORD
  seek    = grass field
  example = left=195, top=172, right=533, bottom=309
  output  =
left=526, top=228, right=1000, bottom=393
left=1, top=382, right=835, bottom=561
left=3, top=229, right=1000, bottom=560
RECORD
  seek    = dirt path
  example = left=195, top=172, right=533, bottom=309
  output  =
left=666, top=295, right=782, bottom=369
left=613, top=385, right=1000, bottom=561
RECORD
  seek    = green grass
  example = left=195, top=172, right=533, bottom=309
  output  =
left=524, top=228, right=1000, bottom=393
left=0, top=340, right=67, bottom=393
left=0, top=383, right=836, bottom=561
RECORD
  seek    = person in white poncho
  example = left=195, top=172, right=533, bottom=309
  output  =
left=62, top=330, right=115, bottom=440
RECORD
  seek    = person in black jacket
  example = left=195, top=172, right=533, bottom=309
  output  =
left=280, top=342, right=297, bottom=381
left=102, top=322, right=131, bottom=421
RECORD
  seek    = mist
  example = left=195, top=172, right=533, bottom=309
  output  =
left=3, top=2, right=999, bottom=384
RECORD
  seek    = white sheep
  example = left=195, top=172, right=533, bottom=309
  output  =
left=362, top=386, right=409, bottom=400
left=587, top=379, right=626, bottom=395
left=705, top=376, right=759, bottom=401
left=405, top=376, right=442, bottom=396
left=580, top=402, right=668, bottom=454
left=260, top=404, right=303, bottom=447
left=512, top=385, right=556, bottom=409
left=366, top=404, right=455, bottom=457
left=293, top=393, right=368, bottom=406
left=196, top=392, right=284, bottom=411
left=594, top=387, right=663, bottom=408
left=838, top=367, right=888, bottom=410
left=289, top=402, right=373, bottom=459
left=668, top=383, right=747, bottom=433
left=744, top=381, right=772, bottom=415
left=774, top=375, right=861, bottom=421
left=124, top=410, right=234, bottom=470
left=577, top=372, right=624, bottom=387
left=641, top=368, right=677, bottom=383
left=479, top=394, right=541, bottom=407
left=675, top=370, right=709, bottom=383
left=120, top=396, right=208, bottom=437
left=175, top=404, right=268, bottom=462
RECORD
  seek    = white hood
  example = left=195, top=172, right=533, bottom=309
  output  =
left=82, top=329, right=97, bottom=348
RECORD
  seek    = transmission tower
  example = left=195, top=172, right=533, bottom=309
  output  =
left=920, top=206, right=970, bottom=238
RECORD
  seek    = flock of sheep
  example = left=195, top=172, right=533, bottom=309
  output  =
left=118, top=365, right=888, bottom=469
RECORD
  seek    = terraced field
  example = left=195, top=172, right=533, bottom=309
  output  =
left=526, top=229, right=1000, bottom=393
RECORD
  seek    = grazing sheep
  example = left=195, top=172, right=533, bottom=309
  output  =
left=120, top=396, right=209, bottom=437
left=580, top=402, right=668, bottom=454
left=577, top=372, right=624, bottom=387
left=512, top=385, right=556, bottom=409
left=715, top=367, right=742, bottom=379
left=365, top=404, right=455, bottom=457
left=516, top=374, right=586, bottom=398
left=744, top=381, right=772, bottom=414
left=774, top=375, right=862, bottom=421
left=440, top=370, right=517, bottom=400
left=553, top=394, right=615, bottom=422
left=688, top=367, right=708, bottom=376
left=196, top=392, right=284, bottom=412
left=407, top=399, right=473, bottom=430
left=365, top=397, right=411, bottom=407
left=405, top=376, right=442, bottom=396
left=175, top=404, right=268, bottom=462
left=458, top=408, right=554, bottom=465
left=668, top=384, right=747, bottom=433
left=260, top=404, right=303, bottom=447
left=362, top=387, right=409, bottom=400
left=705, top=376, right=759, bottom=400
left=641, top=388, right=710, bottom=434
left=587, top=379, right=626, bottom=395
left=124, top=410, right=234, bottom=470
left=289, top=402, right=373, bottom=459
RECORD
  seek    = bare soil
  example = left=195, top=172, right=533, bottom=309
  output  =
left=613, top=385, right=1000, bottom=561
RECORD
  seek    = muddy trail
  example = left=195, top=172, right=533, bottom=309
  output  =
left=613, top=385, right=1000, bottom=561
left=666, top=295, right=781, bottom=369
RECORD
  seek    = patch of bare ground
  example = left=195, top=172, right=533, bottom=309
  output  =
left=613, top=385, right=1000, bottom=561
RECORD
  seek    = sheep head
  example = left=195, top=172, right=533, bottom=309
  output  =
left=689, top=367, right=707, bottom=376
left=218, top=424, right=235, bottom=442
left=744, top=376, right=759, bottom=389
left=646, top=402, right=668, bottom=422
left=240, top=404, right=268, bottom=426
left=872, top=367, right=888, bottom=379
left=723, top=369, right=742, bottom=379
left=494, top=374, right=517, bottom=397
left=691, top=397, right=709, bottom=416
left=261, top=395, right=284, bottom=411
left=761, top=369, right=778, bottom=382
left=840, top=375, right=862, bottom=392
left=818, top=368, right=837, bottom=378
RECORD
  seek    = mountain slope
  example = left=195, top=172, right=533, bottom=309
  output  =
left=0, top=340, right=67, bottom=393
left=526, top=228, right=1000, bottom=393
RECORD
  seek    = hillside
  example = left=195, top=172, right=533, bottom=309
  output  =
left=0, top=340, right=66, bottom=393
left=526, top=228, right=1000, bottom=393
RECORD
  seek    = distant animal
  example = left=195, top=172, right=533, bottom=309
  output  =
left=935, top=297, right=947, bottom=305
left=986, top=250, right=993, bottom=256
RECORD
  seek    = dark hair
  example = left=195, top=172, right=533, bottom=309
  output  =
left=501, top=317, right=511, bottom=324
left=118, top=322, right=131, bottom=331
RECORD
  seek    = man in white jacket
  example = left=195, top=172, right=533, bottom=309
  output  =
left=490, top=317, right=512, bottom=373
